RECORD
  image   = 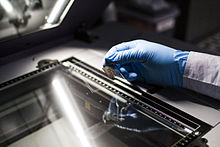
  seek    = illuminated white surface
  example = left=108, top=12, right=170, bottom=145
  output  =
left=0, top=0, right=13, bottom=14
left=204, top=124, right=220, bottom=147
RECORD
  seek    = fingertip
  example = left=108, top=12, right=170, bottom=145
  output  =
left=119, top=67, right=138, bottom=81
left=127, top=72, right=138, bottom=81
left=102, top=57, right=107, bottom=67
left=119, top=67, right=127, bottom=74
left=103, top=58, right=111, bottom=67
left=102, top=60, right=108, bottom=67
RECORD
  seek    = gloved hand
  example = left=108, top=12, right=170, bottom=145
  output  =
left=103, top=40, right=189, bottom=87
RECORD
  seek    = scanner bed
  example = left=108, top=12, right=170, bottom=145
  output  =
left=0, top=57, right=211, bottom=147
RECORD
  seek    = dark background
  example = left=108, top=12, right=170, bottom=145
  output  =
left=0, top=0, right=220, bottom=58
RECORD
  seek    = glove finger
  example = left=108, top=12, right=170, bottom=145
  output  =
left=106, top=46, right=146, bottom=65
left=104, top=41, right=142, bottom=65
left=118, top=63, right=135, bottom=72
left=119, top=67, right=138, bottom=81
left=104, top=42, right=134, bottom=63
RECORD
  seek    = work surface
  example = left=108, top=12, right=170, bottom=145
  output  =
left=1, top=22, right=220, bottom=146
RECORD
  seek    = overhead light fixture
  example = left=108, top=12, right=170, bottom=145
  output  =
left=46, top=0, right=74, bottom=25
left=0, top=0, right=14, bottom=14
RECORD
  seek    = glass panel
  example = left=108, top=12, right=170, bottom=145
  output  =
left=0, top=0, right=74, bottom=41
left=0, top=68, right=183, bottom=147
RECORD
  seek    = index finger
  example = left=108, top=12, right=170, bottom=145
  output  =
left=104, top=41, right=146, bottom=65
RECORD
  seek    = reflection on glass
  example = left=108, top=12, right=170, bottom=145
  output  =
left=0, top=68, right=189, bottom=147
left=0, top=0, right=74, bottom=41
left=102, top=98, right=183, bottom=145
left=52, top=78, right=92, bottom=147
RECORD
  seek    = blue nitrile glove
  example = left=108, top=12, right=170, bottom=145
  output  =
left=103, top=40, right=189, bottom=87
